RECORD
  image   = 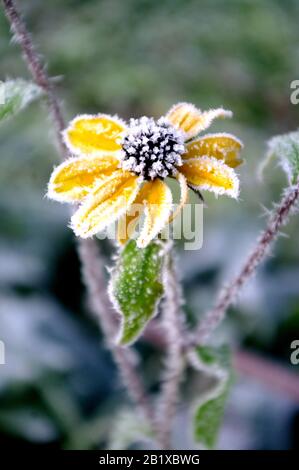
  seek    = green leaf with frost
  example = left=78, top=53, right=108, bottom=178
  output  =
left=0, top=79, right=43, bottom=123
left=191, top=345, right=232, bottom=449
left=109, top=240, right=164, bottom=345
left=266, top=131, right=299, bottom=184
left=108, top=408, right=153, bottom=450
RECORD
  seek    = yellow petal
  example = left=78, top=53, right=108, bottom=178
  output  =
left=117, top=214, right=139, bottom=246
left=63, top=114, right=126, bottom=156
left=71, top=170, right=140, bottom=238
left=166, top=103, right=232, bottom=140
left=184, top=132, right=243, bottom=168
left=137, top=179, right=173, bottom=248
left=117, top=181, right=153, bottom=245
left=47, top=154, right=120, bottom=202
left=180, top=156, right=239, bottom=198
left=168, top=172, right=189, bottom=223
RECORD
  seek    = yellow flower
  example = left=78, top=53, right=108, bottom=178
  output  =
left=47, top=103, right=243, bottom=248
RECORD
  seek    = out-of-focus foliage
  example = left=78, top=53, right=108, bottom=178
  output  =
left=108, top=408, right=153, bottom=450
left=0, top=79, right=43, bottom=123
left=1, top=0, right=299, bottom=449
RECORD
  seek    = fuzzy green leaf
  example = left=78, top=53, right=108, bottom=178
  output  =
left=192, top=345, right=232, bottom=449
left=109, top=240, right=164, bottom=345
left=0, top=79, right=43, bottom=123
left=266, top=131, right=299, bottom=184
left=194, top=382, right=230, bottom=449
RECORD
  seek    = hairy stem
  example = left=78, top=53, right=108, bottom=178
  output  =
left=156, top=252, right=186, bottom=449
left=2, top=0, right=66, bottom=156
left=2, top=0, right=153, bottom=424
left=190, top=182, right=299, bottom=347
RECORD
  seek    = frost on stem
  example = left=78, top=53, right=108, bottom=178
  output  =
left=156, top=252, right=186, bottom=449
left=2, top=0, right=67, bottom=156
left=191, top=179, right=299, bottom=347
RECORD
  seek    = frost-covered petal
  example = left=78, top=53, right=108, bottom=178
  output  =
left=180, top=156, right=239, bottom=198
left=118, top=180, right=174, bottom=246
left=47, top=153, right=120, bottom=202
left=63, top=114, right=126, bottom=156
left=169, top=171, right=189, bottom=222
left=117, top=213, right=139, bottom=247
left=195, top=109, right=233, bottom=134
left=136, top=180, right=173, bottom=248
left=166, top=103, right=232, bottom=140
left=71, top=170, right=140, bottom=238
left=117, top=181, right=153, bottom=245
left=184, top=133, right=243, bottom=168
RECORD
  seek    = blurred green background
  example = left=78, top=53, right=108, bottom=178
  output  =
left=1, top=0, right=299, bottom=449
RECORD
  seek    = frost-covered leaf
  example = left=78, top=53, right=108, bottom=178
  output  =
left=109, top=240, right=165, bottom=345
left=0, top=79, right=43, bottom=123
left=108, top=408, right=153, bottom=450
left=265, top=131, right=299, bottom=184
left=190, top=345, right=232, bottom=449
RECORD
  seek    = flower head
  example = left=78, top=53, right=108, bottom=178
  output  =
left=47, top=103, right=243, bottom=248
left=120, top=116, right=185, bottom=179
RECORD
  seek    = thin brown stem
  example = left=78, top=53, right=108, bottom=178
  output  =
left=156, top=252, right=186, bottom=449
left=189, top=182, right=299, bottom=347
left=2, top=0, right=153, bottom=424
left=2, top=0, right=66, bottom=156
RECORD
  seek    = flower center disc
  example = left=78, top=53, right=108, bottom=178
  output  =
left=120, top=116, right=185, bottom=180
